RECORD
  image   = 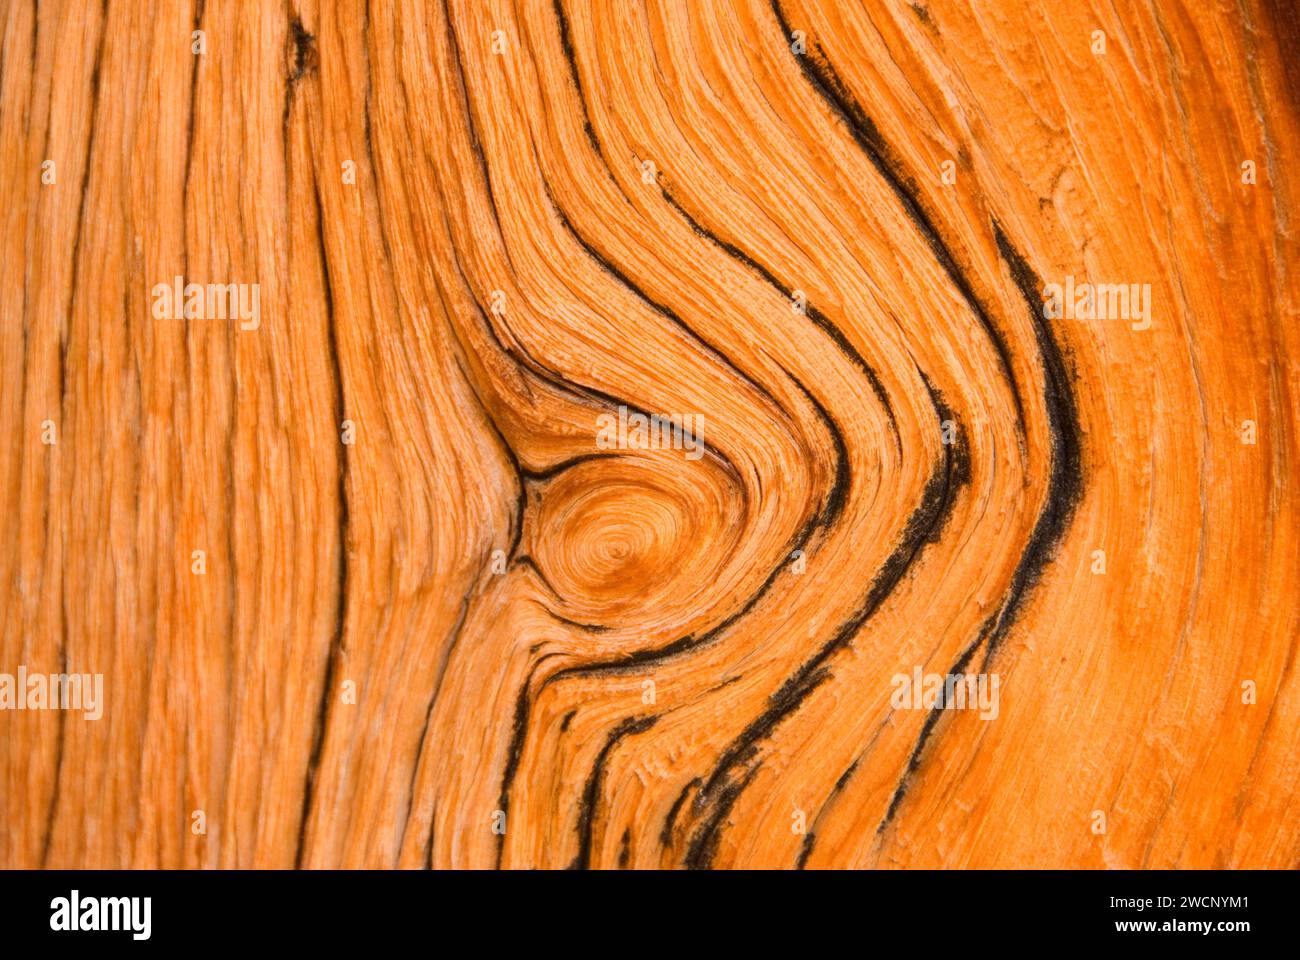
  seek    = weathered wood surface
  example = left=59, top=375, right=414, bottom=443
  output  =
left=1, top=0, right=1297, bottom=868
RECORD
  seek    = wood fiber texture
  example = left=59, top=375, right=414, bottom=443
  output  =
left=1, top=0, right=1298, bottom=869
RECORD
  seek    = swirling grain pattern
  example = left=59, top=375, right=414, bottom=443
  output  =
left=1, top=0, right=1297, bottom=869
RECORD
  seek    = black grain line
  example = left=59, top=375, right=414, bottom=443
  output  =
left=551, top=0, right=601, bottom=153
left=661, top=776, right=702, bottom=849
left=570, top=715, right=658, bottom=869
left=794, top=757, right=858, bottom=868
left=515, top=553, right=561, bottom=597
left=618, top=827, right=632, bottom=868
left=423, top=802, right=436, bottom=870
left=779, top=347, right=852, bottom=530
left=363, top=0, right=375, bottom=183
left=511, top=555, right=566, bottom=606
left=293, top=181, right=349, bottom=870
left=181, top=0, right=204, bottom=295
left=442, top=0, right=514, bottom=277
left=495, top=683, right=532, bottom=866
left=546, top=610, right=614, bottom=634
left=984, top=222, right=1083, bottom=661
left=519, top=452, right=622, bottom=481
left=877, top=630, right=980, bottom=833
left=682, top=764, right=762, bottom=869
left=769, top=0, right=1027, bottom=435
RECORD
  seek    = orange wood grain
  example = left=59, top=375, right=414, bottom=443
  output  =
left=1, top=0, right=1297, bottom=869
